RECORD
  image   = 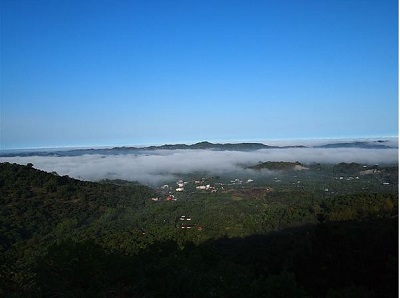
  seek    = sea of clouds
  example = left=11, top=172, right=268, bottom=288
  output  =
left=1, top=147, right=397, bottom=186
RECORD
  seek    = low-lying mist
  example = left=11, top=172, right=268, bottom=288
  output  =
left=0, top=148, right=397, bottom=186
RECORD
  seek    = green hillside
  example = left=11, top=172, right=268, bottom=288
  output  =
left=248, top=161, right=305, bottom=170
left=0, top=162, right=397, bottom=297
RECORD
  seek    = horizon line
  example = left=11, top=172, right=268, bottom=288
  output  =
left=1, top=135, right=398, bottom=151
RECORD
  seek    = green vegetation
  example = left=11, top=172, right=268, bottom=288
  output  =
left=248, top=161, right=305, bottom=170
left=0, top=162, right=398, bottom=297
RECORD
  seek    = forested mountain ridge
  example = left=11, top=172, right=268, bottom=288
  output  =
left=0, top=162, right=398, bottom=297
left=0, top=142, right=280, bottom=157
left=2, top=139, right=395, bottom=158
left=0, top=162, right=155, bottom=250
left=248, top=161, right=306, bottom=170
left=141, top=141, right=283, bottom=150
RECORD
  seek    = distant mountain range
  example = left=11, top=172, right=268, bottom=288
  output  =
left=95, top=140, right=395, bottom=151
left=112, top=141, right=304, bottom=151
left=0, top=140, right=395, bottom=157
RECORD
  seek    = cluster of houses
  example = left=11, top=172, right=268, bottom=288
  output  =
left=160, top=180, right=189, bottom=192
left=175, top=215, right=203, bottom=230
left=176, top=215, right=193, bottom=229
left=155, top=177, right=257, bottom=198
left=195, top=182, right=218, bottom=192
left=150, top=194, right=177, bottom=202
left=227, top=178, right=254, bottom=185
left=175, top=180, right=188, bottom=192
left=337, top=176, right=359, bottom=180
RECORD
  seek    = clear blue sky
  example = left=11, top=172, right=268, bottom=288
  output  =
left=1, top=0, right=398, bottom=149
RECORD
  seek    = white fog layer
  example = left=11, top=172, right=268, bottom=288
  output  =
left=0, top=148, right=397, bottom=185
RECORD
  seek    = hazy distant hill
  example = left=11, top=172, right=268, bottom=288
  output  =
left=143, top=141, right=280, bottom=150
left=0, top=140, right=396, bottom=158
left=314, top=141, right=392, bottom=149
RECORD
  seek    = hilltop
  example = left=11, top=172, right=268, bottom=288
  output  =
left=248, top=161, right=307, bottom=171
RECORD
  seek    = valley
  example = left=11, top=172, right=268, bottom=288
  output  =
left=0, top=144, right=397, bottom=297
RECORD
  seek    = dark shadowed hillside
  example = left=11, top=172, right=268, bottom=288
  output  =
left=0, top=162, right=397, bottom=297
left=248, top=161, right=305, bottom=170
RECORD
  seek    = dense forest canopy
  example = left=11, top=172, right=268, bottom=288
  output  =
left=0, top=161, right=398, bottom=297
